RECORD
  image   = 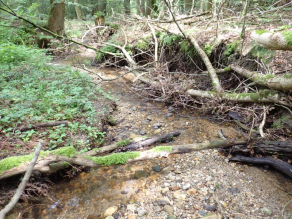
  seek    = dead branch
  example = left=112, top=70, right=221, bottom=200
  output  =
left=230, top=155, right=292, bottom=178
left=15, top=121, right=68, bottom=132
left=0, top=140, right=44, bottom=219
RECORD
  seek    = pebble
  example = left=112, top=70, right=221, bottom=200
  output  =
left=155, top=197, right=171, bottom=206
left=173, top=191, right=186, bottom=201
left=104, top=206, right=118, bottom=217
left=163, top=205, right=174, bottom=214
left=262, top=207, right=272, bottom=215
left=139, top=130, right=146, bottom=135
left=105, top=216, right=114, bottom=219
left=161, top=167, right=170, bottom=175
left=127, top=204, right=138, bottom=212
left=205, top=205, right=216, bottom=211
left=161, top=187, right=169, bottom=194
left=182, top=183, right=191, bottom=190
left=137, top=208, right=148, bottom=216
left=166, top=215, right=176, bottom=219
left=198, top=210, right=207, bottom=216
left=134, top=170, right=148, bottom=179
left=153, top=123, right=162, bottom=129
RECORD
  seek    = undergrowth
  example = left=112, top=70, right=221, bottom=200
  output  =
left=0, top=40, right=109, bottom=156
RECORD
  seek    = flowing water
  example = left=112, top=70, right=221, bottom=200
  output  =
left=6, top=53, right=292, bottom=219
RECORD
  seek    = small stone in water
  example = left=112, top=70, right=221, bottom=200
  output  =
left=182, top=183, right=191, bottom=190
left=105, top=216, right=114, bottom=219
left=113, top=212, right=120, bottom=219
left=134, top=170, right=149, bottom=179
left=205, top=205, right=216, bottom=211
left=139, top=130, right=147, bottom=135
left=198, top=210, right=207, bottom=216
left=262, top=207, right=272, bottom=215
left=152, top=165, right=161, bottom=172
left=166, top=215, right=176, bottom=219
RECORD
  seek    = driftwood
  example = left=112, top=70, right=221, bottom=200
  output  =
left=0, top=139, right=247, bottom=180
left=15, top=121, right=69, bottom=132
left=230, top=155, right=292, bottom=178
left=125, top=131, right=181, bottom=150
left=0, top=140, right=44, bottom=219
left=254, top=141, right=292, bottom=156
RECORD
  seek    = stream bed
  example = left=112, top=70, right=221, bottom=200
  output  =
left=7, top=54, right=292, bottom=219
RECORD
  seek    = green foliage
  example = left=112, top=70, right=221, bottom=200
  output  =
left=96, top=44, right=118, bottom=61
left=272, top=115, right=292, bottom=129
left=116, top=139, right=131, bottom=147
left=282, top=31, right=292, bottom=46
left=204, top=44, right=213, bottom=56
left=224, top=40, right=239, bottom=57
left=87, top=151, right=140, bottom=166
left=180, top=39, right=195, bottom=57
left=251, top=45, right=275, bottom=63
left=158, top=32, right=181, bottom=46
left=136, top=39, right=149, bottom=50
left=106, top=23, right=119, bottom=30
left=0, top=42, right=108, bottom=152
left=94, top=11, right=105, bottom=18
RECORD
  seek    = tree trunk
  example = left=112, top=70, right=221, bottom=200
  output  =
left=141, top=0, right=146, bottom=15
left=136, top=0, right=141, bottom=15
left=185, top=0, right=192, bottom=14
left=207, top=0, right=212, bottom=11
left=74, top=0, right=82, bottom=19
left=98, top=0, right=107, bottom=14
left=47, top=0, right=65, bottom=35
left=124, top=0, right=131, bottom=15
left=145, top=0, right=151, bottom=16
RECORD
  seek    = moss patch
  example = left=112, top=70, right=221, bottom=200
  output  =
left=87, top=151, right=140, bottom=166
left=282, top=30, right=292, bottom=46
left=151, top=146, right=172, bottom=153
left=0, top=146, right=77, bottom=174
left=116, top=139, right=131, bottom=147
left=255, top=30, right=270, bottom=35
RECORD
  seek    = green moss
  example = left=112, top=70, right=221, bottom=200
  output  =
left=116, top=139, right=131, bottom=147
left=224, top=40, right=239, bottom=57
left=283, top=74, right=292, bottom=79
left=0, top=146, right=76, bottom=174
left=107, top=115, right=116, bottom=125
left=87, top=151, right=140, bottom=166
left=282, top=31, right=292, bottom=46
left=251, top=45, right=274, bottom=63
left=223, top=66, right=232, bottom=72
left=255, top=30, right=270, bottom=35
left=106, top=23, right=119, bottom=30
left=136, top=39, right=149, bottom=50
left=151, top=146, right=172, bottom=153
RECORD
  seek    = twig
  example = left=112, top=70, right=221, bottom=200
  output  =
left=0, top=140, right=44, bottom=219
left=259, top=106, right=267, bottom=138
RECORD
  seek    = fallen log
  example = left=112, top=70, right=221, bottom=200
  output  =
left=0, top=139, right=247, bottom=180
left=230, top=155, right=292, bottom=178
left=254, top=141, right=292, bottom=156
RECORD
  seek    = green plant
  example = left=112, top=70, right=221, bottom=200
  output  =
left=224, top=40, right=239, bottom=57
left=116, top=139, right=131, bottom=147
left=204, top=43, right=213, bottom=56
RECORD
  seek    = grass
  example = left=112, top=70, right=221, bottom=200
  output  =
left=0, top=40, right=110, bottom=156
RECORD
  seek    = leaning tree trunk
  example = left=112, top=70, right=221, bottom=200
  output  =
left=47, top=0, right=65, bottom=35
left=141, top=0, right=146, bottom=15
left=74, top=0, right=82, bottom=19
left=145, top=0, right=152, bottom=16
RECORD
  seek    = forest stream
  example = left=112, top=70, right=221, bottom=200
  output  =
left=7, top=52, right=292, bottom=219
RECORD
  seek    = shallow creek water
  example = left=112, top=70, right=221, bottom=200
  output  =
left=7, top=56, right=292, bottom=219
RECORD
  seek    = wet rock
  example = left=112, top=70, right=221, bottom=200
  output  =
left=205, top=205, right=216, bottom=211
left=146, top=117, right=152, bottom=121
left=121, top=190, right=129, bottom=194
left=174, top=170, right=182, bottom=174
left=182, top=183, right=191, bottom=190
left=105, top=216, right=114, bottom=219
left=153, top=123, right=162, bottom=129
left=228, top=187, right=240, bottom=195
left=154, top=129, right=161, bottom=134
left=168, top=106, right=173, bottom=112
left=166, top=113, right=173, bottom=118
left=134, top=170, right=149, bottom=179
left=163, top=205, right=174, bottom=214
left=139, top=130, right=146, bottom=135
left=173, top=191, right=186, bottom=201
left=169, top=186, right=179, bottom=191
left=262, top=207, right=273, bottom=215
left=166, top=215, right=176, bottom=219
left=198, top=210, right=207, bottom=216
left=152, top=165, right=161, bottom=172
left=161, top=167, right=170, bottom=175
left=113, top=212, right=120, bottom=219
left=104, top=206, right=118, bottom=217
left=155, top=197, right=171, bottom=206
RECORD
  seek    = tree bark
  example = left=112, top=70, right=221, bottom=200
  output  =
left=136, top=0, right=141, bottom=15
left=145, top=0, right=151, bottom=16
left=74, top=0, right=82, bottom=19
left=47, top=0, right=65, bottom=35
left=124, top=0, right=131, bottom=15
left=141, top=0, right=146, bottom=15
left=185, top=0, right=192, bottom=14
left=98, top=0, right=107, bottom=14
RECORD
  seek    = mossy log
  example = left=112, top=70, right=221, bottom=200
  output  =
left=231, top=64, right=292, bottom=91
left=186, top=89, right=291, bottom=106
left=251, top=30, right=292, bottom=51
left=0, top=139, right=247, bottom=180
